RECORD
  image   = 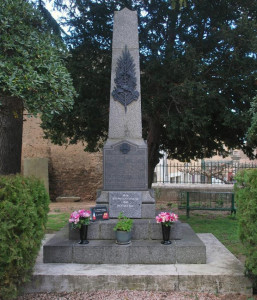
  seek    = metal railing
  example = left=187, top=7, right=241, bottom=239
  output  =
left=178, top=191, right=236, bottom=217
left=153, top=161, right=257, bottom=184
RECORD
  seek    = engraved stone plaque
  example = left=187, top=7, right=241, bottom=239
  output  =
left=109, top=191, right=142, bottom=218
left=104, top=141, right=148, bottom=190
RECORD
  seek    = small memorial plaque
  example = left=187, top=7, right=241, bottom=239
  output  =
left=109, top=191, right=142, bottom=218
left=91, top=206, right=109, bottom=221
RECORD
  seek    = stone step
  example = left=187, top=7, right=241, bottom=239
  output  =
left=56, top=196, right=81, bottom=202
left=69, top=219, right=182, bottom=240
left=44, top=223, right=206, bottom=264
left=23, top=234, right=253, bottom=296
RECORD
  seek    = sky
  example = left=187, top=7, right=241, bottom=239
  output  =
left=45, top=2, right=63, bottom=20
left=45, top=1, right=69, bottom=34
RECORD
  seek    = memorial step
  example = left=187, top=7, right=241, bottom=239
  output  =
left=56, top=196, right=81, bottom=202
left=69, top=219, right=183, bottom=240
left=23, top=234, right=253, bottom=296
left=44, top=223, right=206, bottom=264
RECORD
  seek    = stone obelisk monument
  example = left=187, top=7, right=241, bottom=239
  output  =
left=96, top=8, right=155, bottom=218
left=44, top=8, right=206, bottom=266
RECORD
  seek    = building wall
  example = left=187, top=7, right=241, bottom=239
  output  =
left=22, top=114, right=103, bottom=202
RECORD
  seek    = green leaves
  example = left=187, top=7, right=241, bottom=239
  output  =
left=0, top=175, right=50, bottom=299
left=0, top=0, right=76, bottom=118
left=235, top=170, right=257, bottom=279
left=171, top=0, right=187, bottom=10
left=40, top=0, right=257, bottom=180
left=113, top=212, right=133, bottom=232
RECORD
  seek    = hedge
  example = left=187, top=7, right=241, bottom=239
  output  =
left=234, top=169, right=257, bottom=289
left=0, top=175, right=50, bottom=299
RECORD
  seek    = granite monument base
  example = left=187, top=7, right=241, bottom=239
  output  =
left=43, top=222, right=206, bottom=264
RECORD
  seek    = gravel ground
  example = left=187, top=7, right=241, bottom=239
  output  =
left=18, top=291, right=257, bottom=300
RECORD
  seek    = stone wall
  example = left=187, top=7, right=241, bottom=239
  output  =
left=22, top=114, right=103, bottom=202
left=152, top=183, right=233, bottom=208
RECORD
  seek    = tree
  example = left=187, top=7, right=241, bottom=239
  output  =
left=247, top=95, right=257, bottom=144
left=0, top=0, right=76, bottom=174
left=41, top=0, right=257, bottom=187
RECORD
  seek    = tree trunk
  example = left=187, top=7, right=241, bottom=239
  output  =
left=0, top=95, right=23, bottom=175
left=147, top=118, right=161, bottom=188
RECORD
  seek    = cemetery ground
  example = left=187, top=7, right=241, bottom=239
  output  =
left=17, top=200, right=256, bottom=300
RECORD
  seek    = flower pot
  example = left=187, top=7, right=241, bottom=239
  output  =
left=161, top=224, right=171, bottom=245
left=78, top=224, right=89, bottom=244
left=115, top=230, right=131, bottom=245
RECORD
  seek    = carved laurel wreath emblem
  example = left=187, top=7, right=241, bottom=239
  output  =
left=112, top=45, right=139, bottom=112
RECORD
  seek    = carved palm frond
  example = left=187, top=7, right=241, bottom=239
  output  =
left=112, top=45, right=139, bottom=112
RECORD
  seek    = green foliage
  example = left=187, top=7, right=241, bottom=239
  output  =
left=46, top=213, right=70, bottom=233
left=0, top=175, right=50, bottom=299
left=113, top=212, right=133, bottom=232
left=154, top=188, right=162, bottom=200
left=247, top=95, right=257, bottom=145
left=0, top=0, right=76, bottom=118
left=234, top=169, right=257, bottom=280
left=41, top=0, right=257, bottom=174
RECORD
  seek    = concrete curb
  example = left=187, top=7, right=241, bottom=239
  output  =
left=22, top=233, right=252, bottom=295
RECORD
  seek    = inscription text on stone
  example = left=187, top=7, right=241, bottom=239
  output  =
left=109, top=192, right=142, bottom=218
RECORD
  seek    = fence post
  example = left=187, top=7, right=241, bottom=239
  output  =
left=186, top=192, right=190, bottom=218
left=162, top=162, right=165, bottom=184
left=211, top=162, right=213, bottom=184
left=231, top=193, right=236, bottom=214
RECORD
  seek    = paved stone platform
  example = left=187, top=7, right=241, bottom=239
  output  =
left=44, top=223, right=206, bottom=264
left=23, top=234, right=253, bottom=295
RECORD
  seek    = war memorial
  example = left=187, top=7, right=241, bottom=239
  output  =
left=44, top=7, right=206, bottom=265
left=27, top=8, right=252, bottom=296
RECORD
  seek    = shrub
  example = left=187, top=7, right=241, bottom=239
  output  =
left=0, top=175, right=50, bottom=299
left=234, top=169, right=257, bottom=288
left=113, top=212, right=133, bottom=232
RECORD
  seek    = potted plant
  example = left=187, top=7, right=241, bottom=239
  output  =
left=156, top=211, right=178, bottom=245
left=113, top=212, right=133, bottom=245
left=69, top=209, right=91, bottom=244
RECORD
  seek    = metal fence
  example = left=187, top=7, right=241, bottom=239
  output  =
left=178, top=191, right=236, bottom=217
left=153, top=161, right=257, bottom=184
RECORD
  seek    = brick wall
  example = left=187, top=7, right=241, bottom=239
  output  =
left=22, top=114, right=103, bottom=202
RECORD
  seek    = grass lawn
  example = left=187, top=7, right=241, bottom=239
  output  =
left=180, top=214, right=245, bottom=260
left=46, top=213, right=70, bottom=233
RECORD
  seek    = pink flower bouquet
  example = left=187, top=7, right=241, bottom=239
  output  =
left=69, top=209, right=91, bottom=229
left=155, top=211, right=179, bottom=227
